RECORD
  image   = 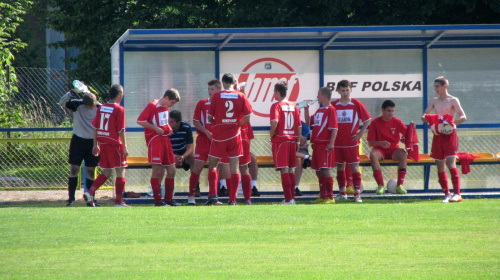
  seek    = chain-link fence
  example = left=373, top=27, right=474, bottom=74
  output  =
left=1, top=68, right=499, bottom=192
left=0, top=67, right=108, bottom=189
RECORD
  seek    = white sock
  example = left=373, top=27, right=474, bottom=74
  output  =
left=251, top=180, right=257, bottom=188
left=304, top=155, right=310, bottom=160
left=220, top=179, right=227, bottom=189
left=295, top=185, right=299, bottom=189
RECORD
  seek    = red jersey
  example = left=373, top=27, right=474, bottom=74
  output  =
left=310, top=105, right=338, bottom=144
left=137, top=100, right=172, bottom=145
left=241, top=122, right=254, bottom=141
left=193, top=98, right=213, bottom=136
left=367, top=116, right=407, bottom=149
left=424, top=114, right=455, bottom=136
left=92, top=103, right=125, bottom=145
left=270, top=100, right=301, bottom=143
left=331, top=98, right=371, bottom=147
left=208, top=90, right=252, bottom=141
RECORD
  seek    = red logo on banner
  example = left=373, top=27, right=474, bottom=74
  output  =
left=238, top=58, right=300, bottom=117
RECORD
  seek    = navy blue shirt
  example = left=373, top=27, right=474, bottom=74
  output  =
left=169, top=121, right=194, bottom=155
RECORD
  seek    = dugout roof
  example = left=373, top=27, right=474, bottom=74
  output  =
left=113, top=25, right=500, bottom=51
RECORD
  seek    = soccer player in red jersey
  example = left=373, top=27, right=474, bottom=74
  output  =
left=84, top=84, right=129, bottom=207
left=422, top=76, right=466, bottom=203
left=187, top=79, right=220, bottom=205
left=307, top=87, right=338, bottom=204
left=270, top=81, right=302, bottom=205
left=137, top=89, right=181, bottom=207
left=206, top=73, right=252, bottom=205
left=331, top=80, right=371, bottom=203
left=368, top=100, right=410, bottom=195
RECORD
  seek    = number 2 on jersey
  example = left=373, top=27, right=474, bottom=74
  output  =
left=225, top=101, right=234, bottom=118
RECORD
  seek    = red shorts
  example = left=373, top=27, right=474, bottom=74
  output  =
left=272, top=141, right=297, bottom=169
left=98, top=143, right=127, bottom=169
left=430, top=130, right=458, bottom=160
left=148, top=136, right=175, bottom=166
left=209, top=135, right=242, bottom=159
left=311, top=143, right=335, bottom=170
left=372, top=147, right=399, bottom=160
left=335, top=146, right=360, bottom=164
left=194, top=135, right=210, bottom=162
left=239, top=139, right=251, bottom=166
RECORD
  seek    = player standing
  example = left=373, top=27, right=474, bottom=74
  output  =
left=187, top=79, right=220, bottom=205
left=331, top=80, right=371, bottom=203
left=269, top=81, right=302, bottom=204
left=368, top=100, right=410, bottom=195
left=422, top=76, right=466, bottom=203
left=206, top=73, right=252, bottom=205
left=137, top=89, right=181, bottom=207
left=307, top=87, right=338, bottom=204
left=58, top=89, right=100, bottom=206
left=84, top=84, right=129, bottom=207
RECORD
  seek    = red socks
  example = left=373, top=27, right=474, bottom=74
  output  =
left=450, top=168, right=461, bottom=195
left=150, top=178, right=162, bottom=203
left=352, top=172, right=362, bottom=195
left=208, top=168, right=218, bottom=197
left=115, top=177, right=125, bottom=204
left=164, top=178, right=174, bottom=202
left=324, top=176, right=334, bottom=199
left=281, top=173, right=292, bottom=202
left=288, top=173, right=296, bottom=200
left=189, top=173, right=200, bottom=197
left=373, top=170, right=384, bottom=186
left=438, top=171, right=450, bottom=195
left=397, top=169, right=406, bottom=186
left=89, top=174, right=108, bottom=196
left=337, top=170, right=347, bottom=195
left=229, top=173, right=241, bottom=203
left=242, top=174, right=252, bottom=201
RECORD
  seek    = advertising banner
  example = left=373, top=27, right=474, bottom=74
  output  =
left=220, top=51, right=319, bottom=126
left=324, top=74, right=423, bottom=98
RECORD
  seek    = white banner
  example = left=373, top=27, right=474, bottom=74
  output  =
left=324, top=74, right=423, bottom=98
left=220, top=51, right=319, bottom=126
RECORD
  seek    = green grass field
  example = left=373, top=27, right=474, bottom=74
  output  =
left=1, top=199, right=499, bottom=279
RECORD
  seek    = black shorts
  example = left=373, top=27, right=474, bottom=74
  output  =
left=68, top=134, right=99, bottom=167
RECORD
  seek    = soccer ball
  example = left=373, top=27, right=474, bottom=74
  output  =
left=386, top=179, right=398, bottom=194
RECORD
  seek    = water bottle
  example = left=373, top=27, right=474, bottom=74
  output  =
left=72, top=80, right=90, bottom=94
left=296, top=99, right=317, bottom=109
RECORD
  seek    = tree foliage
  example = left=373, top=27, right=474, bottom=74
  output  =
left=35, top=0, right=500, bottom=85
left=0, top=0, right=31, bottom=128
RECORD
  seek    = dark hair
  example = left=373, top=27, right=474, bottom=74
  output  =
left=169, top=110, right=182, bottom=122
left=221, top=73, right=234, bottom=88
left=336, top=80, right=351, bottom=91
left=163, top=88, right=181, bottom=101
left=381, top=100, right=396, bottom=109
left=274, top=81, right=288, bottom=97
left=208, top=79, right=222, bottom=89
left=319, top=87, right=332, bottom=100
left=434, top=76, right=448, bottom=86
left=82, top=92, right=96, bottom=107
left=108, top=84, right=123, bottom=100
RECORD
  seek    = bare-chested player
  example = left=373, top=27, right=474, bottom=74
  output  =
left=422, top=76, right=466, bottom=203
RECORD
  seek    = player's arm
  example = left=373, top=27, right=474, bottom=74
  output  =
left=137, top=120, right=164, bottom=135
left=327, top=129, right=337, bottom=151
left=269, top=120, right=278, bottom=139
left=452, top=98, right=467, bottom=125
left=297, top=125, right=303, bottom=152
left=119, top=130, right=129, bottom=157
left=58, top=91, right=73, bottom=107
left=92, top=128, right=100, bottom=156
left=193, top=120, right=212, bottom=140
left=183, top=143, right=194, bottom=158
left=354, top=119, right=371, bottom=142
left=183, top=128, right=194, bottom=158
left=421, top=99, right=436, bottom=122
left=239, top=114, right=250, bottom=126
left=303, top=106, right=310, bottom=125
